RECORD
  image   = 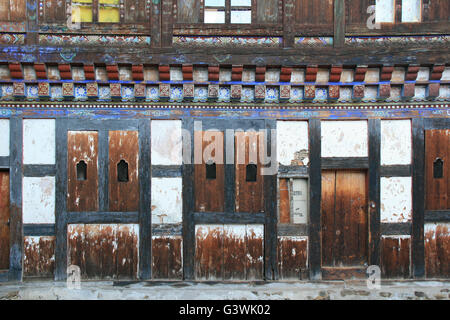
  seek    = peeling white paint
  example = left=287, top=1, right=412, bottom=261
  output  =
left=381, top=235, right=411, bottom=240
left=365, top=68, right=380, bottom=83
left=316, top=69, right=329, bottom=83
left=321, top=121, right=368, bottom=157
left=381, top=120, right=412, bottom=165
left=151, top=177, right=182, bottom=224
left=391, top=68, right=406, bottom=83
left=193, top=67, right=208, bottom=82
left=23, top=176, right=55, bottom=224
left=0, top=119, right=9, bottom=157
left=277, top=121, right=309, bottom=166
left=381, top=177, right=412, bottom=223
left=290, top=69, right=304, bottom=83
left=424, top=223, right=450, bottom=240
left=151, top=120, right=182, bottom=165
left=417, top=67, right=430, bottom=81
left=23, top=119, right=55, bottom=165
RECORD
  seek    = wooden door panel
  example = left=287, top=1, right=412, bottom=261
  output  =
left=0, top=171, right=9, bottom=270
left=194, top=131, right=225, bottom=212
left=425, top=130, right=450, bottom=210
left=322, top=170, right=368, bottom=267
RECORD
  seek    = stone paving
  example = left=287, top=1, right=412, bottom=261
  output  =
left=0, top=280, right=449, bottom=300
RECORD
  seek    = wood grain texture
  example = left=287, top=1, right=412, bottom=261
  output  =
left=0, top=171, right=9, bottom=270
left=109, top=130, right=139, bottom=212
left=23, top=236, right=55, bottom=277
left=67, top=131, right=99, bottom=212
left=279, top=178, right=290, bottom=223
left=256, top=0, right=279, bottom=23
left=381, top=236, right=411, bottom=279
left=195, top=225, right=223, bottom=280
left=68, top=224, right=139, bottom=280
left=194, top=131, right=225, bottom=212
left=0, top=0, right=26, bottom=22
left=235, top=131, right=264, bottom=213
left=425, top=224, right=450, bottom=278
left=152, top=235, right=183, bottom=280
left=322, top=170, right=368, bottom=267
left=177, top=0, right=200, bottom=23
left=277, top=236, right=308, bottom=279
left=425, top=130, right=449, bottom=210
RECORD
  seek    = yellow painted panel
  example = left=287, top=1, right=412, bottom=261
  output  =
left=73, top=0, right=93, bottom=3
left=100, top=0, right=119, bottom=4
left=72, top=6, right=93, bottom=23
left=99, top=7, right=120, bottom=23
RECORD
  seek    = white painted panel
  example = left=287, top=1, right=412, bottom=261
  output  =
left=376, top=0, right=395, bottom=23
left=292, top=179, right=308, bottom=224
left=416, top=67, right=430, bottom=81
left=151, top=120, right=182, bottom=165
left=231, top=10, right=251, bottom=24
left=277, top=121, right=309, bottom=166
left=381, top=120, right=412, bottom=165
left=246, top=224, right=264, bottom=240
left=291, top=69, right=304, bottom=83
left=402, top=0, right=421, bottom=22
left=170, top=66, right=183, bottom=81
left=381, top=177, right=412, bottom=223
left=340, top=69, right=353, bottom=82
left=23, top=176, right=55, bottom=224
left=321, top=121, right=368, bottom=157
left=23, top=119, right=55, bottom=165
left=442, top=67, right=450, bottom=81
left=391, top=67, right=405, bottom=82
left=425, top=223, right=450, bottom=239
left=195, top=224, right=223, bottom=240
left=316, top=69, right=329, bottom=83
left=365, top=68, right=380, bottom=83
left=151, top=177, right=182, bottom=224
left=204, top=10, right=225, bottom=23
left=0, top=119, right=9, bottom=157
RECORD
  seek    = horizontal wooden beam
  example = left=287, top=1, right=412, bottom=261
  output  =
left=151, top=165, right=182, bottom=178
left=66, top=211, right=139, bottom=224
left=23, top=224, right=55, bottom=236
left=424, top=118, right=450, bottom=130
left=322, top=157, right=369, bottom=169
left=380, top=165, right=412, bottom=177
left=424, top=210, right=450, bottom=223
left=277, top=224, right=308, bottom=237
left=152, top=223, right=183, bottom=236
left=380, top=222, right=411, bottom=235
left=193, top=212, right=265, bottom=224
left=23, top=165, right=56, bottom=177
left=0, top=157, right=9, bottom=168
left=278, top=165, right=309, bottom=178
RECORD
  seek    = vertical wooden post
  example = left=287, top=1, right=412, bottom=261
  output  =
left=283, top=0, right=295, bottom=48
left=151, top=0, right=161, bottom=47
left=26, top=0, right=38, bottom=45
left=368, top=119, right=381, bottom=267
left=412, top=117, right=425, bottom=278
left=334, top=0, right=346, bottom=48
left=308, top=119, right=322, bottom=280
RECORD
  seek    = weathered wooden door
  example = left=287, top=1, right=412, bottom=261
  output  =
left=321, top=170, right=368, bottom=267
left=0, top=171, right=10, bottom=270
left=194, top=121, right=266, bottom=281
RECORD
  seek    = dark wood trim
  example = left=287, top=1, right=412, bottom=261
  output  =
left=182, top=118, right=195, bottom=280
left=8, top=116, right=23, bottom=281
left=380, top=165, right=412, bottom=177
left=423, top=118, right=450, bottom=130
left=98, top=129, right=109, bottom=212
left=23, top=165, right=56, bottom=177
left=0, top=157, right=9, bottom=168
left=23, top=224, right=55, bottom=236
left=0, top=271, right=8, bottom=282
left=321, top=157, right=369, bottom=169
left=66, top=211, right=139, bottom=224
left=151, top=165, right=182, bottom=177
left=138, top=119, right=151, bottom=280
left=424, top=210, right=450, bottom=223
left=152, top=223, right=183, bottom=236
left=193, top=212, right=265, bottom=224
left=65, top=119, right=140, bottom=131
left=54, top=118, right=68, bottom=281
left=412, top=117, right=425, bottom=279
left=334, top=0, right=345, bottom=48
left=264, top=119, right=277, bottom=280
left=381, top=222, right=412, bottom=236
left=368, top=119, right=381, bottom=267
left=278, top=165, right=309, bottom=178
left=277, top=224, right=308, bottom=237
left=308, top=118, right=321, bottom=280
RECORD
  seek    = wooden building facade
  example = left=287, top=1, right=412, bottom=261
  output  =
left=0, top=0, right=449, bottom=282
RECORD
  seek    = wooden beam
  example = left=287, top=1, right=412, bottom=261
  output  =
left=334, top=0, right=346, bottom=48
left=321, top=157, right=369, bottom=169
left=23, top=224, right=55, bottom=236
left=380, top=222, right=412, bottom=235
left=412, top=117, right=425, bottom=279
left=380, top=165, right=412, bottom=177
left=424, top=210, right=450, bottom=223
left=308, top=119, right=321, bottom=280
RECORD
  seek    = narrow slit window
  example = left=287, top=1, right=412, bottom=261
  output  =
left=433, top=158, right=444, bottom=179
left=206, top=162, right=216, bottom=180
left=76, top=160, right=87, bottom=181
left=246, top=163, right=257, bottom=182
left=117, top=159, right=129, bottom=182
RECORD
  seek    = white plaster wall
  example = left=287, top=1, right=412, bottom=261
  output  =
left=0, top=119, right=9, bottom=157
left=321, top=121, right=368, bottom=157
left=340, top=70, right=353, bottom=83
left=417, top=67, right=430, bottom=81
left=381, top=177, right=412, bottom=223
left=23, top=176, right=55, bottom=224
left=151, top=177, right=182, bottom=224
left=381, top=120, right=412, bottom=165
left=365, top=68, right=380, bottom=83
left=402, top=0, right=421, bottom=22
left=316, top=69, right=329, bottom=83
left=376, top=0, right=395, bottom=23
left=23, top=119, right=55, bottom=165
left=170, top=67, right=183, bottom=81
left=277, top=121, right=309, bottom=166
left=151, top=120, right=182, bottom=165
left=291, top=69, right=304, bottom=83
left=442, top=67, right=450, bottom=81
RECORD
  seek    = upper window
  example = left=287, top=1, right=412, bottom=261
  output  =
left=204, top=0, right=251, bottom=24
left=72, top=0, right=120, bottom=23
left=375, top=0, right=422, bottom=23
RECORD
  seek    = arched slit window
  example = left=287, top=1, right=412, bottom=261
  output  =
left=76, top=160, right=87, bottom=181
left=246, top=163, right=257, bottom=182
left=117, top=160, right=129, bottom=182
left=433, top=158, right=444, bottom=179
left=206, top=162, right=216, bottom=180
